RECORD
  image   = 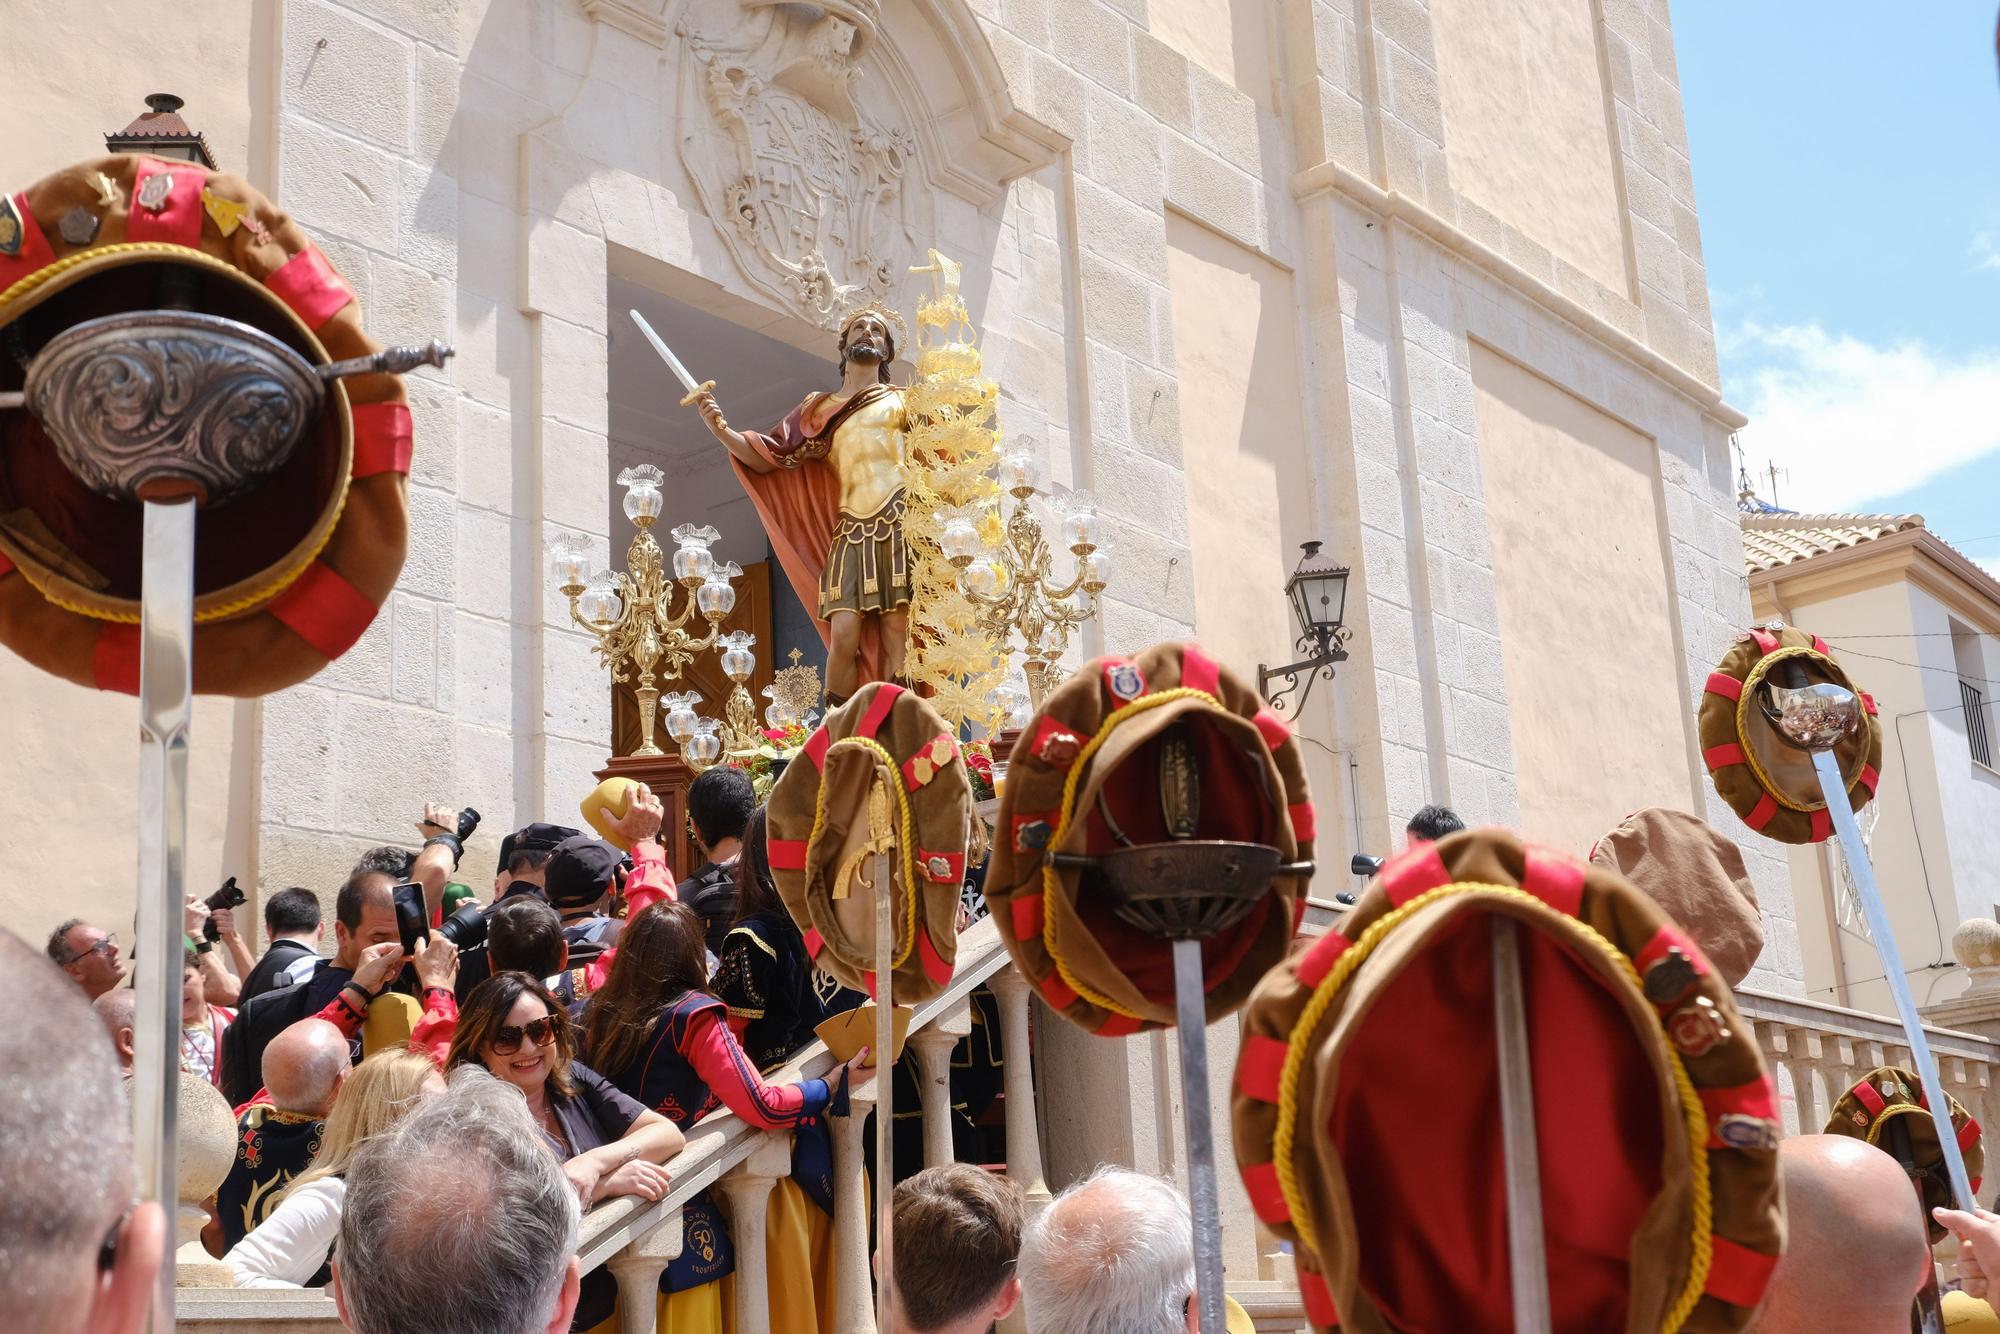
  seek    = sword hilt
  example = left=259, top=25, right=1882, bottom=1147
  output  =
left=679, top=378, right=718, bottom=409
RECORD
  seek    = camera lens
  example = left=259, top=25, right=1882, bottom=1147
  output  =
left=437, top=902, right=488, bottom=951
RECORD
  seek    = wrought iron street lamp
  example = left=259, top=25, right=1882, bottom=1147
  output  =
left=1258, top=540, right=1352, bottom=715
left=105, top=93, right=219, bottom=168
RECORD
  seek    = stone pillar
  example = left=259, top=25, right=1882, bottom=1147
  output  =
left=989, top=970, right=1052, bottom=1208
left=716, top=1131, right=794, bottom=1334
left=607, top=1211, right=682, bottom=1334
left=831, top=1076, right=879, bottom=1334
left=909, top=1005, right=972, bottom=1170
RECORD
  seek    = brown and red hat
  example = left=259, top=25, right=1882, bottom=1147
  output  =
left=765, top=681, right=973, bottom=1004
left=1589, top=808, right=1764, bottom=989
left=1698, top=623, right=1883, bottom=845
left=984, top=643, right=1315, bottom=1037
left=0, top=155, right=418, bottom=696
left=1233, top=828, right=1784, bottom=1333
left=1823, top=1065, right=1983, bottom=1242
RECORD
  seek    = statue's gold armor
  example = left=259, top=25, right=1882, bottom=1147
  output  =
left=781, top=386, right=911, bottom=617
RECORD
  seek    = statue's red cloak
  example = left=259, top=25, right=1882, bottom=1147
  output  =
left=732, top=387, right=898, bottom=688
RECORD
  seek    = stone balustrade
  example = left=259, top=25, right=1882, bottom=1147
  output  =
left=176, top=915, right=1033, bottom=1334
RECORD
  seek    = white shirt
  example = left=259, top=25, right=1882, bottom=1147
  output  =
left=223, top=1176, right=345, bottom=1289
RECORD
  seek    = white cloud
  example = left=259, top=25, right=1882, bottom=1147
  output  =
left=1975, top=233, right=2000, bottom=273
left=1724, top=321, right=2000, bottom=512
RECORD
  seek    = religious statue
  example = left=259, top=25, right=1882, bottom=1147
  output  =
left=694, top=305, right=910, bottom=704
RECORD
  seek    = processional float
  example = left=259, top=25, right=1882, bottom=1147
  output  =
left=0, top=155, right=445, bottom=1323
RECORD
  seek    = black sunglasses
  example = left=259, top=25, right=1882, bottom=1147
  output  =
left=491, top=1015, right=560, bottom=1056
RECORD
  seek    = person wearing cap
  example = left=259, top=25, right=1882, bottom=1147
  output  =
left=546, top=784, right=678, bottom=1001
left=681, top=767, right=756, bottom=956
left=451, top=822, right=580, bottom=1003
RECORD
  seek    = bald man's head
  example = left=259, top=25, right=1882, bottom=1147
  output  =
left=262, top=1018, right=351, bottom=1118
left=93, top=989, right=138, bottom=1071
left=1751, top=1135, right=1930, bottom=1332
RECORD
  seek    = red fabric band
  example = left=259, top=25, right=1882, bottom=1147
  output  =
left=1849, top=1079, right=1886, bottom=1118
left=854, top=683, right=902, bottom=740
left=1238, top=1035, right=1288, bottom=1103
left=1811, top=634, right=1829, bottom=655
left=1705, top=672, right=1744, bottom=702
left=862, top=971, right=877, bottom=1001
left=268, top=560, right=378, bottom=661
left=0, top=192, right=56, bottom=287
left=1750, top=629, right=1780, bottom=655
left=1858, top=764, right=1879, bottom=795
left=1704, top=1236, right=1778, bottom=1309
left=92, top=623, right=141, bottom=695
left=1809, top=808, right=1831, bottom=842
left=1253, top=708, right=1291, bottom=754
left=1703, top=743, right=1747, bottom=770
left=1095, top=1013, right=1143, bottom=1038
left=1039, top=970, right=1078, bottom=1011
left=350, top=402, right=414, bottom=478
left=1289, top=800, right=1317, bottom=844
left=902, top=733, right=959, bottom=791
left=767, top=838, right=808, bottom=871
left=1241, top=1159, right=1289, bottom=1224
left=1181, top=644, right=1221, bottom=697
left=802, top=727, right=831, bottom=771
left=1745, top=793, right=1779, bottom=832
left=265, top=245, right=354, bottom=331
left=917, top=930, right=953, bottom=987
left=0, top=551, right=14, bottom=577
left=1521, top=846, right=1584, bottom=917
left=1295, top=929, right=1352, bottom=989
left=918, top=849, right=964, bottom=884
left=1297, top=1264, right=1340, bottom=1327
left=1380, top=843, right=1451, bottom=907
left=1862, top=692, right=1879, bottom=716
left=1010, top=893, right=1044, bottom=943
left=124, top=161, right=206, bottom=247
left=1963, top=1117, right=1982, bottom=1152
left=801, top=926, right=825, bottom=959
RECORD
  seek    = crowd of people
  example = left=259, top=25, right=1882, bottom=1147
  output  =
left=12, top=777, right=2000, bottom=1334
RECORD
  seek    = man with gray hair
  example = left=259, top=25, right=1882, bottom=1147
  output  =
left=93, top=988, right=139, bottom=1074
left=0, top=928, right=165, bottom=1334
left=333, top=1065, right=582, bottom=1334
left=1019, top=1166, right=1221, bottom=1334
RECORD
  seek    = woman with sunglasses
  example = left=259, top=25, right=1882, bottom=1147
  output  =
left=447, top=971, right=686, bottom=1334
left=579, top=900, right=868, bottom=1334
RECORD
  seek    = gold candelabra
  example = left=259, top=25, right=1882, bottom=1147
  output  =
left=947, top=449, right=1110, bottom=709
left=549, top=465, right=742, bottom=758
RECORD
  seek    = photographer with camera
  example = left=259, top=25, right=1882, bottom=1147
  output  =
left=185, top=891, right=254, bottom=1006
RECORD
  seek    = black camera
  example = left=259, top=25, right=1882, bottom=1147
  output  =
left=393, top=882, right=490, bottom=955
left=1351, top=853, right=1384, bottom=879
left=422, top=808, right=484, bottom=871
left=202, top=877, right=247, bottom=942
left=451, top=808, right=482, bottom=841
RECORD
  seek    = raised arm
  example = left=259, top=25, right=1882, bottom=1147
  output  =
left=694, top=389, right=773, bottom=474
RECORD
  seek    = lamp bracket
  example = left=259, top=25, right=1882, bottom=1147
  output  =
left=1257, top=629, right=1350, bottom=716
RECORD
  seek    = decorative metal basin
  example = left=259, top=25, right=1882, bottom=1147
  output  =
left=1759, top=681, right=1862, bottom=752
left=1052, top=841, right=1314, bottom=941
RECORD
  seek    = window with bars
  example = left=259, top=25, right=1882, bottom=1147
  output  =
left=1965, top=678, right=1993, bottom=768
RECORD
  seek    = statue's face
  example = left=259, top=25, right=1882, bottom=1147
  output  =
left=840, top=315, right=892, bottom=366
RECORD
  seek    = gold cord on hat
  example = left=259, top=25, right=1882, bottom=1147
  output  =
left=810, top=735, right=920, bottom=971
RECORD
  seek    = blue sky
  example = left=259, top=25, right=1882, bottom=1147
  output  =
left=1673, top=5, right=2000, bottom=572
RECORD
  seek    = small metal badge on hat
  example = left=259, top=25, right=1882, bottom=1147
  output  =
left=1641, top=948, right=1699, bottom=1005
left=136, top=171, right=174, bottom=213
left=1667, top=996, right=1730, bottom=1057
left=58, top=207, right=99, bottom=247
left=0, top=197, right=23, bottom=256
left=1716, top=1114, right=1780, bottom=1153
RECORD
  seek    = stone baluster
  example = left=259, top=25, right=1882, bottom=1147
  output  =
left=831, top=1072, right=880, bottom=1334
left=910, top=1005, right=973, bottom=1170
left=608, top=1209, right=683, bottom=1334
left=718, top=1130, right=795, bottom=1334
left=990, top=969, right=1051, bottom=1209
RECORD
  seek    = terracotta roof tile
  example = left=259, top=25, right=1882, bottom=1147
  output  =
left=1739, top=513, right=1925, bottom=573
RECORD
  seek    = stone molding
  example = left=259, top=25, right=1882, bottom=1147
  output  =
left=1291, top=157, right=1745, bottom=431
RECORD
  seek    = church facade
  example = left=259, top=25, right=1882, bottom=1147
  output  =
left=0, top=0, right=1790, bottom=1289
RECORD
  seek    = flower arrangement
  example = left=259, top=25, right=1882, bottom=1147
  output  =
left=727, top=721, right=814, bottom=803
left=963, top=739, right=996, bottom=803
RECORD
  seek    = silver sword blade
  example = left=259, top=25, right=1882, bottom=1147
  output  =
left=134, top=496, right=195, bottom=1330
left=874, top=851, right=895, bottom=1334
left=1811, top=748, right=1976, bottom=1208
left=1493, top=916, right=1552, bottom=1333
left=1172, top=937, right=1227, bottom=1334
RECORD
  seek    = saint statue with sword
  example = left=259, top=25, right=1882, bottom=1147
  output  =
left=630, top=305, right=912, bottom=706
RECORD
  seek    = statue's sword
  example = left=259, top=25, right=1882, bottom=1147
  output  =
left=628, top=309, right=717, bottom=409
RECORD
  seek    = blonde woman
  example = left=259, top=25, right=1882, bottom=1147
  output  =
left=224, top=1048, right=443, bottom=1289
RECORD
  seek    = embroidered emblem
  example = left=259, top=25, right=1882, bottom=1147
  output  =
left=1037, top=728, right=1081, bottom=766
left=0, top=197, right=22, bottom=256
left=927, top=855, right=953, bottom=880
left=1107, top=663, right=1144, bottom=701
left=94, top=173, right=120, bottom=207
left=202, top=188, right=248, bottom=238
left=1016, top=820, right=1052, bottom=853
